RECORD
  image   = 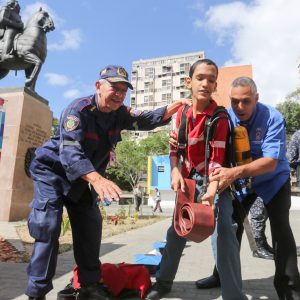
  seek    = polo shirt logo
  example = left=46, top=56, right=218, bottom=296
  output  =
left=255, top=128, right=262, bottom=141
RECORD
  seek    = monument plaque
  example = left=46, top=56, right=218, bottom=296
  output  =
left=0, top=87, right=52, bottom=221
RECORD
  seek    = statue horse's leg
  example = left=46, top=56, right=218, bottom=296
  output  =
left=0, top=68, right=9, bottom=80
left=23, top=53, right=42, bottom=90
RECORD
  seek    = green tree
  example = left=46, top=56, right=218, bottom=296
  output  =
left=106, top=136, right=146, bottom=190
left=276, top=98, right=300, bottom=138
left=106, top=131, right=169, bottom=190
left=51, top=117, right=59, bottom=136
left=285, top=87, right=300, bottom=103
left=139, top=130, right=169, bottom=155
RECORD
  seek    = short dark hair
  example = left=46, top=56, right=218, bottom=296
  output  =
left=189, top=59, right=218, bottom=78
left=230, top=77, right=257, bottom=95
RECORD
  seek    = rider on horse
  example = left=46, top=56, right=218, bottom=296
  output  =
left=0, top=0, right=24, bottom=61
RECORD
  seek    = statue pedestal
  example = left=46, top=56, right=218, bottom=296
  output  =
left=0, top=87, right=52, bottom=221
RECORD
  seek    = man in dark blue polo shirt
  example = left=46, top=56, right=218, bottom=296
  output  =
left=197, top=77, right=300, bottom=299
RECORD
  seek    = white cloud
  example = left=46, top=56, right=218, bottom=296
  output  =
left=63, top=89, right=81, bottom=99
left=48, top=29, right=83, bottom=51
left=22, top=3, right=82, bottom=51
left=195, top=0, right=300, bottom=106
left=44, top=73, right=70, bottom=86
left=22, top=2, right=62, bottom=26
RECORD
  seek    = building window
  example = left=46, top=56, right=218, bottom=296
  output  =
left=131, top=97, right=136, bottom=106
left=144, top=82, right=150, bottom=91
left=162, top=93, right=172, bottom=103
left=145, top=67, right=154, bottom=78
left=180, top=77, right=186, bottom=86
left=144, top=82, right=154, bottom=93
left=162, top=65, right=172, bottom=73
left=144, top=95, right=149, bottom=105
left=180, top=91, right=189, bottom=98
left=180, top=63, right=190, bottom=74
left=162, top=79, right=171, bottom=90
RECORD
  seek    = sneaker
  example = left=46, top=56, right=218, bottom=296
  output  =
left=145, top=281, right=172, bottom=300
left=77, top=282, right=109, bottom=300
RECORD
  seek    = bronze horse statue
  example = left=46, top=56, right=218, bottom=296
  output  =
left=0, top=8, right=54, bottom=91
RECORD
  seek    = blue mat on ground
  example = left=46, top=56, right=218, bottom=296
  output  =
left=152, top=241, right=166, bottom=253
left=135, top=253, right=162, bottom=265
left=134, top=254, right=161, bottom=275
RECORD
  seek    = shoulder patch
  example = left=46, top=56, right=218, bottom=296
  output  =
left=64, top=115, right=80, bottom=132
left=66, top=97, right=91, bottom=112
left=78, top=98, right=92, bottom=112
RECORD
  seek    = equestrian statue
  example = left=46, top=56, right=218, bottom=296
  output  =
left=0, top=0, right=55, bottom=91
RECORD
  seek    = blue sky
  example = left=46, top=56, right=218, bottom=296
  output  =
left=1, top=0, right=300, bottom=118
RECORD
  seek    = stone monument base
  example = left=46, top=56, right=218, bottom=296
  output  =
left=0, top=87, right=52, bottom=221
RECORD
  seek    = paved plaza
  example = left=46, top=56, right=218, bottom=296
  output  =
left=0, top=199, right=300, bottom=300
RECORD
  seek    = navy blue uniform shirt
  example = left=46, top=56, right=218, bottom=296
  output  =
left=228, top=102, right=290, bottom=203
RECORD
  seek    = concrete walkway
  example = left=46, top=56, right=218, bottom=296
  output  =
left=0, top=200, right=300, bottom=300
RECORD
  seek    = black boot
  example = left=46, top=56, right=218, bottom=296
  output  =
left=28, top=297, right=46, bottom=300
left=145, top=280, right=172, bottom=300
left=195, top=266, right=221, bottom=289
left=77, top=282, right=109, bottom=300
left=57, top=281, right=78, bottom=300
left=252, top=237, right=274, bottom=260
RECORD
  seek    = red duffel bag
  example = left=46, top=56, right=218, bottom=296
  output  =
left=73, top=262, right=151, bottom=298
left=174, top=178, right=215, bottom=243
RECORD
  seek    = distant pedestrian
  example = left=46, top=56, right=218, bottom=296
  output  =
left=287, top=129, right=300, bottom=188
left=133, top=184, right=143, bottom=212
left=249, top=197, right=273, bottom=260
left=153, top=188, right=163, bottom=212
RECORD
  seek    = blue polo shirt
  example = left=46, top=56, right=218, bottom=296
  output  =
left=228, top=102, right=290, bottom=203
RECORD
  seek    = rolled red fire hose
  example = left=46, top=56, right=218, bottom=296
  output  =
left=174, top=178, right=215, bottom=243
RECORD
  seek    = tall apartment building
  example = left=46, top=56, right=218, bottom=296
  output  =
left=129, top=51, right=205, bottom=139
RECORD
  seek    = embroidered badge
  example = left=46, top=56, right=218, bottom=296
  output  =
left=100, top=68, right=107, bottom=75
left=64, top=115, right=80, bottom=132
left=89, top=105, right=97, bottom=112
left=117, top=67, right=127, bottom=77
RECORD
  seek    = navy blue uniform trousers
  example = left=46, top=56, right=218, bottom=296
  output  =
left=26, top=180, right=101, bottom=298
left=233, top=179, right=300, bottom=300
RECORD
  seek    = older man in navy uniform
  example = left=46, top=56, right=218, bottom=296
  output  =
left=25, top=65, right=188, bottom=300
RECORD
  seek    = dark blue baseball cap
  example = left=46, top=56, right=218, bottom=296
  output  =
left=99, top=65, right=133, bottom=90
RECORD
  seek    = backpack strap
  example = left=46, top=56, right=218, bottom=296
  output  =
left=202, top=106, right=235, bottom=193
left=177, top=104, right=190, bottom=159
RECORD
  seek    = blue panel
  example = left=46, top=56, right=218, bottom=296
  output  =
left=151, top=155, right=171, bottom=190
